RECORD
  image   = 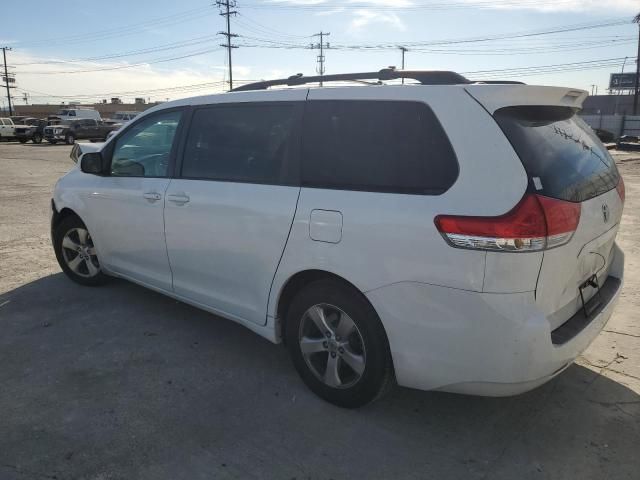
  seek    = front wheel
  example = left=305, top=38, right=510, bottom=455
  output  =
left=18, top=138, right=28, bottom=144
left=32, top=133, right=43, bottom=144
left=53, top=215, right=107, bottom=286
left=285, top=279, right=394, bottom=408
left=65, top=133, right=75, bottom=145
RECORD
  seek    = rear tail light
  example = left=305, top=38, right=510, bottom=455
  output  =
left=616, top=176, right=625, bottom=204
left=434, top=194, right=581, bottom=252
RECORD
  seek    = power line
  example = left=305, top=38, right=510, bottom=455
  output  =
left=240, top=0, right=580, bottom=11
left=12, top=7, right=213, bottom=48
left=13, top=35, right=218, bottom=66
left=231, top=18, right=633, bottom=53
left=236, top=13, right=311, bottom=40
left=217, top=0, right=239, bottom=91
left=461, top=57, right=627, bottom=78
left=15, top=79, right=260, bottom=101
left=16, top=47, right=224, bottom=75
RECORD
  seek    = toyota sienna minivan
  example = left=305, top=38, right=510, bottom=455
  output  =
left=51, top=69, right=625, bottom=408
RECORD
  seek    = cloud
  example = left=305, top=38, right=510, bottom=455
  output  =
left=458, top=0, right=638, bottom=13
left=269, top=0, right=637, bottom=12
left=7, top=50, right=240, bottom=104
left=315, top=7, right=346, bottom=16
left=349, top=9, right=406, bottom=32
left=346, top=0, right=413, bottom=6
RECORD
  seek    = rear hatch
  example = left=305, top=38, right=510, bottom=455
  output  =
left=467, top=85, right=624, bottom=329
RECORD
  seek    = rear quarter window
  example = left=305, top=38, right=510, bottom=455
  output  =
left=301, top=100, right=458, bottom=195
left=494, top=106, right=619, bottom=202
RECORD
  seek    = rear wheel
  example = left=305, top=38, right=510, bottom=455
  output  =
left=285, top=279, right=394, bottom=408
left=18, top=138, right=28, bottom=144
left=53, top=215, right=107, bottom=286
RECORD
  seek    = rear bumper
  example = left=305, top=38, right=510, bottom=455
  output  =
left=366, top=243, right=624, bottom=396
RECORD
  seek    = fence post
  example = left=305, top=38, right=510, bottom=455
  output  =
left=621, top=115, right=626, bottom=138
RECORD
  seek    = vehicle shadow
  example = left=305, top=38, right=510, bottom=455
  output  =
left=0, top=273, right=638, bottom=480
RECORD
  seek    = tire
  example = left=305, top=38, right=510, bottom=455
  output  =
left=53, top=215, right=108, bottom=286
left=65, top=133, right=75, bottom=145
left=285, top=279, right=394, bottom=408
left=33, top=133, right=43, bottom=144
left=48, top=140, right=58, bottom=145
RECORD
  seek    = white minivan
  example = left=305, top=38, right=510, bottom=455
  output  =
left=51, top=69, right=625, bottom=408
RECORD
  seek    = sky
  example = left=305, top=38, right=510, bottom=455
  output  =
left=0, top=0, right=639, bottom=106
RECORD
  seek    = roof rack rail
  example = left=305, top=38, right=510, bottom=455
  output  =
left=232, top=67, right=471, bottom=91
left=469, top=80, right=526, bottom=85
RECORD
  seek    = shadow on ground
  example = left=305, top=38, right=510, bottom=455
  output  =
left=0, top=274, right=638, bottom=480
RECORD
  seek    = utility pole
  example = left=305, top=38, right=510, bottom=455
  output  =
left=217, top=0, right=238, bottom=91
left=399, top=46, right=408, bottom=84
left=2, top=47, right=13, bottom=116
left=633, top=13, right=640, bottom=115
left=22, top=91, right=29, bottom=105
left=310, top=32, right=330, bottom=86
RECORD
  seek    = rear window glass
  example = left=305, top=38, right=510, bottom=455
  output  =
left=302, top=100, right=458, bottom=195
left=494, top=106, right=619, bottom=202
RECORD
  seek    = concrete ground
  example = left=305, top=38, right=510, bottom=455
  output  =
left=0, top=142, right=639, bottom=480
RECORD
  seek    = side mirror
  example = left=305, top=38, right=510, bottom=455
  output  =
left=80, top=152, right=105, bottom=175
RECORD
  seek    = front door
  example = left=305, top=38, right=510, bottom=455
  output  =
left=164, top=94, right=305, bottom=325
left=85, top=109, right=184, bottom=291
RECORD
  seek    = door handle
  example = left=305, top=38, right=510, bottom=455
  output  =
left=143, top=191, right=162, bottom=202
left=167, top=193, right=190, bottom=205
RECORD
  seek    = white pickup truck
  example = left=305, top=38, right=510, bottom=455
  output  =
left=0, top=118, right=16, bottom=141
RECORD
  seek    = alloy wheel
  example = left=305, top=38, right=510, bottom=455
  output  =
left=61, top=228, right=100, bottom=278
left=298, top=303, right=366, bottom=389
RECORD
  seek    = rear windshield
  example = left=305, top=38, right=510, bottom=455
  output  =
left=494, top=106, right=619, bottom=202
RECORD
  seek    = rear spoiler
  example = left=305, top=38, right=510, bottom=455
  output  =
left=464, top=85, right=588, bottom=114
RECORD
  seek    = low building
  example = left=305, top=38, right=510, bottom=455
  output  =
left=581, top=93, right=638, bottom=115
left=13, top=102, right=159, bottom=120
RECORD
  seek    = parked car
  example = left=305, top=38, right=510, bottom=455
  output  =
left=104, top=111, right=139, bottom=124
left=44, top=119, right=117, bottom=144
left=594, top=128, right=615, bottom=143
left=15, top=119, right=58, bottom=144
left=0, top=117, right=16, bottom=141
left=51, top=69, right=625, bottom=408
left=56, top=108, right=102, bottom=122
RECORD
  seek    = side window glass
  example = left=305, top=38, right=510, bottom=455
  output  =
left=69, top=111, right=76, bottom=117
left=110, top=110, right=182, bottom=178
left=181, top=104, right=297, bottom=184
left=301, top=100, right=458, bottom=194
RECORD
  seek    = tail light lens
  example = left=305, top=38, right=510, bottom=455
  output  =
left=616, top=176, right=625, bottom=204
left=434, top=194, right=581, bottom=252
